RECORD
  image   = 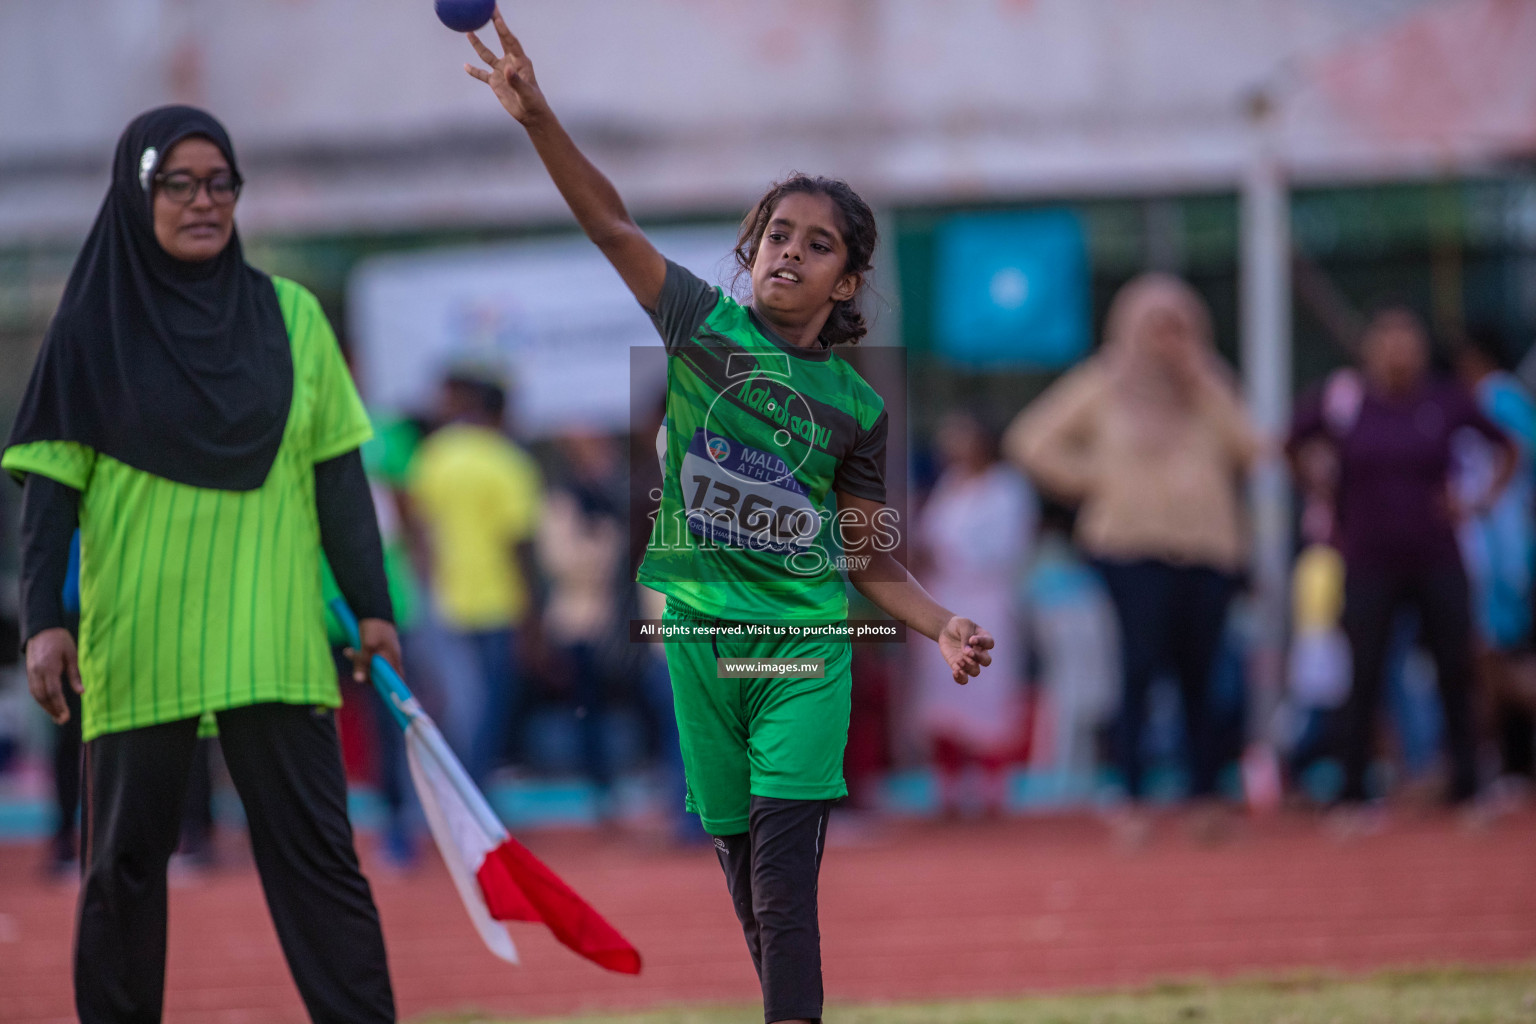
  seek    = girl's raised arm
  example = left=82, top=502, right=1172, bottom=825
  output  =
left=465, top=9, right=666, bottom=309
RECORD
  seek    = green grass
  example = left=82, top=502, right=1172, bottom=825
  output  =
left=416, top=965, right=1536, bottom=1024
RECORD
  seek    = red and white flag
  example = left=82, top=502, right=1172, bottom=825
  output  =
left=403, top=712, right=642, bottom=973
left=328, top=598, right=639, bottom=973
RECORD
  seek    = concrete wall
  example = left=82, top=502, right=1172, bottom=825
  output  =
left=0, top=0, right=1453, bottom=240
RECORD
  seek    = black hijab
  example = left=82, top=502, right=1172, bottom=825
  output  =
left=6, top=106, right=291, bottom=491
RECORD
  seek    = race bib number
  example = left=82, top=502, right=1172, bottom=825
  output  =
left=680, top=429, right=820, bottom=554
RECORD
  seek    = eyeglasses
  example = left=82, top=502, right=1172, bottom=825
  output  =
left=153, top=171, right=243, bottom=206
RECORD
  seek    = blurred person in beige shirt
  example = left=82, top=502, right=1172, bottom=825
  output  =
left=1006, top=274, right=1257, bottom=836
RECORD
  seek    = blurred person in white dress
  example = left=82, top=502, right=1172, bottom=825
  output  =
left=914, top=413, right=1037, bottom=818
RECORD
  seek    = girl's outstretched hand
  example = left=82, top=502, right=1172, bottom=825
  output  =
left=465, top=8, right=550, bottom=125
left=939, top=617, right=994, bottom=686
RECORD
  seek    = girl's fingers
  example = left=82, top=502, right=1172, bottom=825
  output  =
left=464, top=63, right=493, bottom=83
left=493, top=8, right=525, bottom=57
left=467, top=31, right=499, bottom=67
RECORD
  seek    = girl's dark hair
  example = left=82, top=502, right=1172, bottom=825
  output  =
left=734, top=173, right=877, bottom=347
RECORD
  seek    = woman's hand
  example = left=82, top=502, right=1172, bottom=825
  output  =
left=465, top=9, right=551, bottom=126
left=26, top=627, right=82, bottom=725
left=346, top=618, right=404, bottom=684
left=938, top=616, right=994, bottom=686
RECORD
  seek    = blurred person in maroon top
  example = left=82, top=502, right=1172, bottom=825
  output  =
left=1287, top=307, right=1516, bottom=807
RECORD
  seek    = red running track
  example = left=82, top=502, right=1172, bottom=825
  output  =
left=2, top=810, right=1533, bottom=1023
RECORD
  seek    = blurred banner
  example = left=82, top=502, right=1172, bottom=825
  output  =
left=932, top=209, right=1089, bottom=370
left=348, top=227, right=738, bottom=436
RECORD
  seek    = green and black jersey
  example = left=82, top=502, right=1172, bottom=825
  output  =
left=639, top=260, right=888, bottom=622
left=1, top=277, right=372, bottom=741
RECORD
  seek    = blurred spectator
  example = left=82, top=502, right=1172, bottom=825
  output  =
left=537, top=430, right=628, bottom=819
left=913, top=412, right=1035, bottom=818
left=1006, top=274, right=1257, bottom=826
left=1286, top=307, right=1515, bottom=808
left=1452, top=326, right=1536, bottom=788
left=1283, top=539, right=1350, bottom=794
left=407, top=370, right=543, bottom=786
left=358, top=413, right=431, bottom=866
left=1453, top=328, right=1536, bottom=652
left=1022, top=501, right=1120, bottom=800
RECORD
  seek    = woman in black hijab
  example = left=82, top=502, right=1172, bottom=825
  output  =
left=5, top=106, right=399, bottom=1024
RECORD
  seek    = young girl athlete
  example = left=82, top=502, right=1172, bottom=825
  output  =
left=465, top=12, right=994, bottom=1023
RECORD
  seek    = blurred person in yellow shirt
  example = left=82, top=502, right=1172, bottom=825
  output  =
left=1284, top=538, right=1350, bottom=794
left=407, top=368, right=543, bottom=785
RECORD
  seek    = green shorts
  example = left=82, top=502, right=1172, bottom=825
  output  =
left=662, top=600, right=852, bottom=835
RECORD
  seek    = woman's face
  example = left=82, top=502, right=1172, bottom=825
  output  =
left=1361, top=310, right=1429, bottom=393
left=151, top=136, right=237, bottom=262
left=1139, top=306, right=1199, bottom=369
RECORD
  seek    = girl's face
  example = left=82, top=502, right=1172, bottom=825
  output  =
left=750, top=191, right=859, bottom=330
left=151, top=136, right=237, bottom=262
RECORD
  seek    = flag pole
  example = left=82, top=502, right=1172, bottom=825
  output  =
left=329, top=599, right=509, bottom=841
